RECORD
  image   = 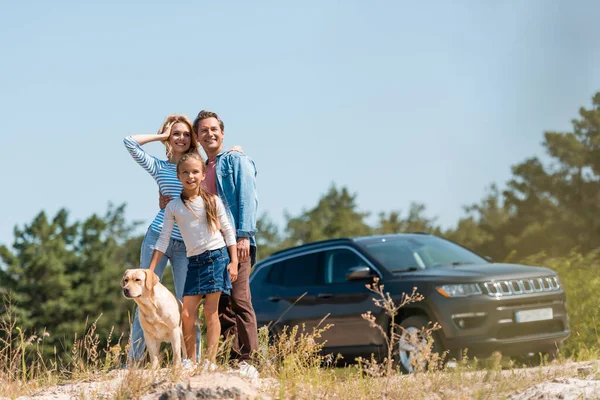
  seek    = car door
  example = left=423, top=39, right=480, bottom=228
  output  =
left=265, top=251, right=328, bottom=335
left=312, top=247, right=383, bottom=355
left=250, top=260, right=290, bottom=331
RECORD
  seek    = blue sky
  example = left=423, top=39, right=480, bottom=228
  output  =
left=1, top=0, right=599, bottom=248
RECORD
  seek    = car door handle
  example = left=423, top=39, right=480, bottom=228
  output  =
left=268, top=296, right=281, bottom=302
left=317, top=293, right=333, bottom=299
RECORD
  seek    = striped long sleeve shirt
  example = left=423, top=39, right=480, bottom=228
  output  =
left=123, top=136, right=184, bottom=241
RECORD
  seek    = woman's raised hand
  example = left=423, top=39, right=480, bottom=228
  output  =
left=158, top=121, right=174, bottom=141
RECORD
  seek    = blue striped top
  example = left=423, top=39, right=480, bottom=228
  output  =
left=123, top=136, right=184, bottom=241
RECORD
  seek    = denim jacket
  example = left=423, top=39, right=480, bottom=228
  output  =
left=214, top=150, right=258, bottom=247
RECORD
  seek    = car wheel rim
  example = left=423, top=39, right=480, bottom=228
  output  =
left=398, top=326, right=427, bottom=373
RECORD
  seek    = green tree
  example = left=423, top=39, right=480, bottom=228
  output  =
left=444, top=185, right=512, bottom=261
left=255, top=213, right=284, bottom=260
left=0, top=204, right=142, bottom=359
left=448, top=92, right=600, bottom=260
left=376, top=203, right=441, bottom=235
left=0, top=210, right=79, bottom=356
left=67, top=204, right=142, bottom=343
left=502, top=93, right=600, bottom=258
left=284, top=185, right=372, bottom=245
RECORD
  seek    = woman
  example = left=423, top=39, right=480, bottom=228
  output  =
left=123, top=114, right=202, bottom=364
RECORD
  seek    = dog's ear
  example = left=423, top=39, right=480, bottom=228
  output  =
left=144, top=270, right=159, bottom=291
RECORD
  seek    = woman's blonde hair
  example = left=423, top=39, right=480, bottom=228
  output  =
left=176, top=152, right=220, bottom=233
left=158, top=114, right=199, bottom=160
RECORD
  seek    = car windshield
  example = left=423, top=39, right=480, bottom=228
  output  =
left=361, top=236, right=488, bottom=271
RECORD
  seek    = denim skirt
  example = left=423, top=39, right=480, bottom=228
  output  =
left=184, top=246, right=232, bottom=296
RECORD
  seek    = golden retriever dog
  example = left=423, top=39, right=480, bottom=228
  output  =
left=121, top=269, right=186, bottom=368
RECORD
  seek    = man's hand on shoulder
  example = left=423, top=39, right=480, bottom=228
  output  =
left=227, top=145, right=244, bottom=154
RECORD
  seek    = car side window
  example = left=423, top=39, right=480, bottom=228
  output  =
left=265, top=261, right=285, bottom=285
left=251, top=263, right=271, bottom=287
left=324, top=249, right=368, bottom=284
left=266, top=252, right=324, bottom=287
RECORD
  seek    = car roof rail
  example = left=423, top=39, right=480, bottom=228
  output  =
left=268, top=237, right=353, bottom=257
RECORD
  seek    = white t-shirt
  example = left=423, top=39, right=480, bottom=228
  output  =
left=155, top=195, right=236, bottom=257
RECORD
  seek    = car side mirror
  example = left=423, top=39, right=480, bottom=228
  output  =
left=484, top=256, right=493, bottom=262
left=346, top=266, right=376, bottom=281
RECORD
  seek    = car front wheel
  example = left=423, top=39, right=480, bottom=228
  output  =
left=395, top=315, right=442, bottom=374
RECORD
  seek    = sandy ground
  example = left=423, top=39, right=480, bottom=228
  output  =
left=4, top=361, right=600, bottom=399
left=503, top=362, right=600, bottom=400
left=473, top=360, right=600, bottom=400
left=6, top=368, right=274, bottom=400
left=507, top=377, right=600, bottom=400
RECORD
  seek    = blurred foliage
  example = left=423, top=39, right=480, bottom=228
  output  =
left=2, top=92, right=600, bottom=360
left=445, top=92, right=600, bottom=261
left=520, top=250, right=600, bottom=359
left=0, top=204, right=143, bottom=359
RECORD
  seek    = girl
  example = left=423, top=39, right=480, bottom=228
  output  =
left=123, top=115, right=202, bottom=362
left=148, top=151, right=238, bottom=368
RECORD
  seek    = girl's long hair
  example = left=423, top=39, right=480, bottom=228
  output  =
left=176, top=152, right=220, bottom=232
left=158, top=114, right=199, bottom=160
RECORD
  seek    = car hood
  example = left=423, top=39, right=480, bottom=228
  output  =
left=394, top=263, right=556, bottom=282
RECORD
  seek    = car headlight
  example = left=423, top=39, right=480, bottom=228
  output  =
left=436, top=283, right=483, bottom=298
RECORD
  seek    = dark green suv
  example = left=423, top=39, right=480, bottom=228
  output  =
left=249, top=233, right=570, bottom=372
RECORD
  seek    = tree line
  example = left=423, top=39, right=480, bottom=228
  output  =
left=260, top=92, right=600, bottom=263
left=2, top=92, right=600, bottom=360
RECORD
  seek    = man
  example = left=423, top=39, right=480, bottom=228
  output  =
left=161, top=110, right=259, bottom=375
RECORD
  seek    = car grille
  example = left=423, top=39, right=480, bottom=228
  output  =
left=483, top=276, right=560, bottom=297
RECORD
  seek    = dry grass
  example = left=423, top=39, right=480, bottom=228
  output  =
left=248, top=322, right=586, bottom=400
left=0, top=295, right=126, bottom=398
left=267, top=359, right=589, bottom=400
left=0, top=290, right=592, bottom=400
left=359, top=277, right=443, bottom=376
left=244, top=278, right=584, bottom=399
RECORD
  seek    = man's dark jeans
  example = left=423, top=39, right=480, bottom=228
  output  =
left=218, top=246, right=258, bottom=361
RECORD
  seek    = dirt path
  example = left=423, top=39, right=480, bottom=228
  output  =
left=5, top=361, right=600, bottom=399
left=507, top=377, right=600, bottom=400
left=6, top=369, right=273, bottom=400
left=498, top=361, right=600, bottom=400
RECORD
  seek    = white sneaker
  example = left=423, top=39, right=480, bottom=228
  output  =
left=201, top=359, right=218, bottom=372
left=181, top=358, right=195, bottom=372
left=238, top=361, right=259, bottom=379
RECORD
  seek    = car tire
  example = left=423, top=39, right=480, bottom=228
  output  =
left=394, top=315, right=442, bottom=374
